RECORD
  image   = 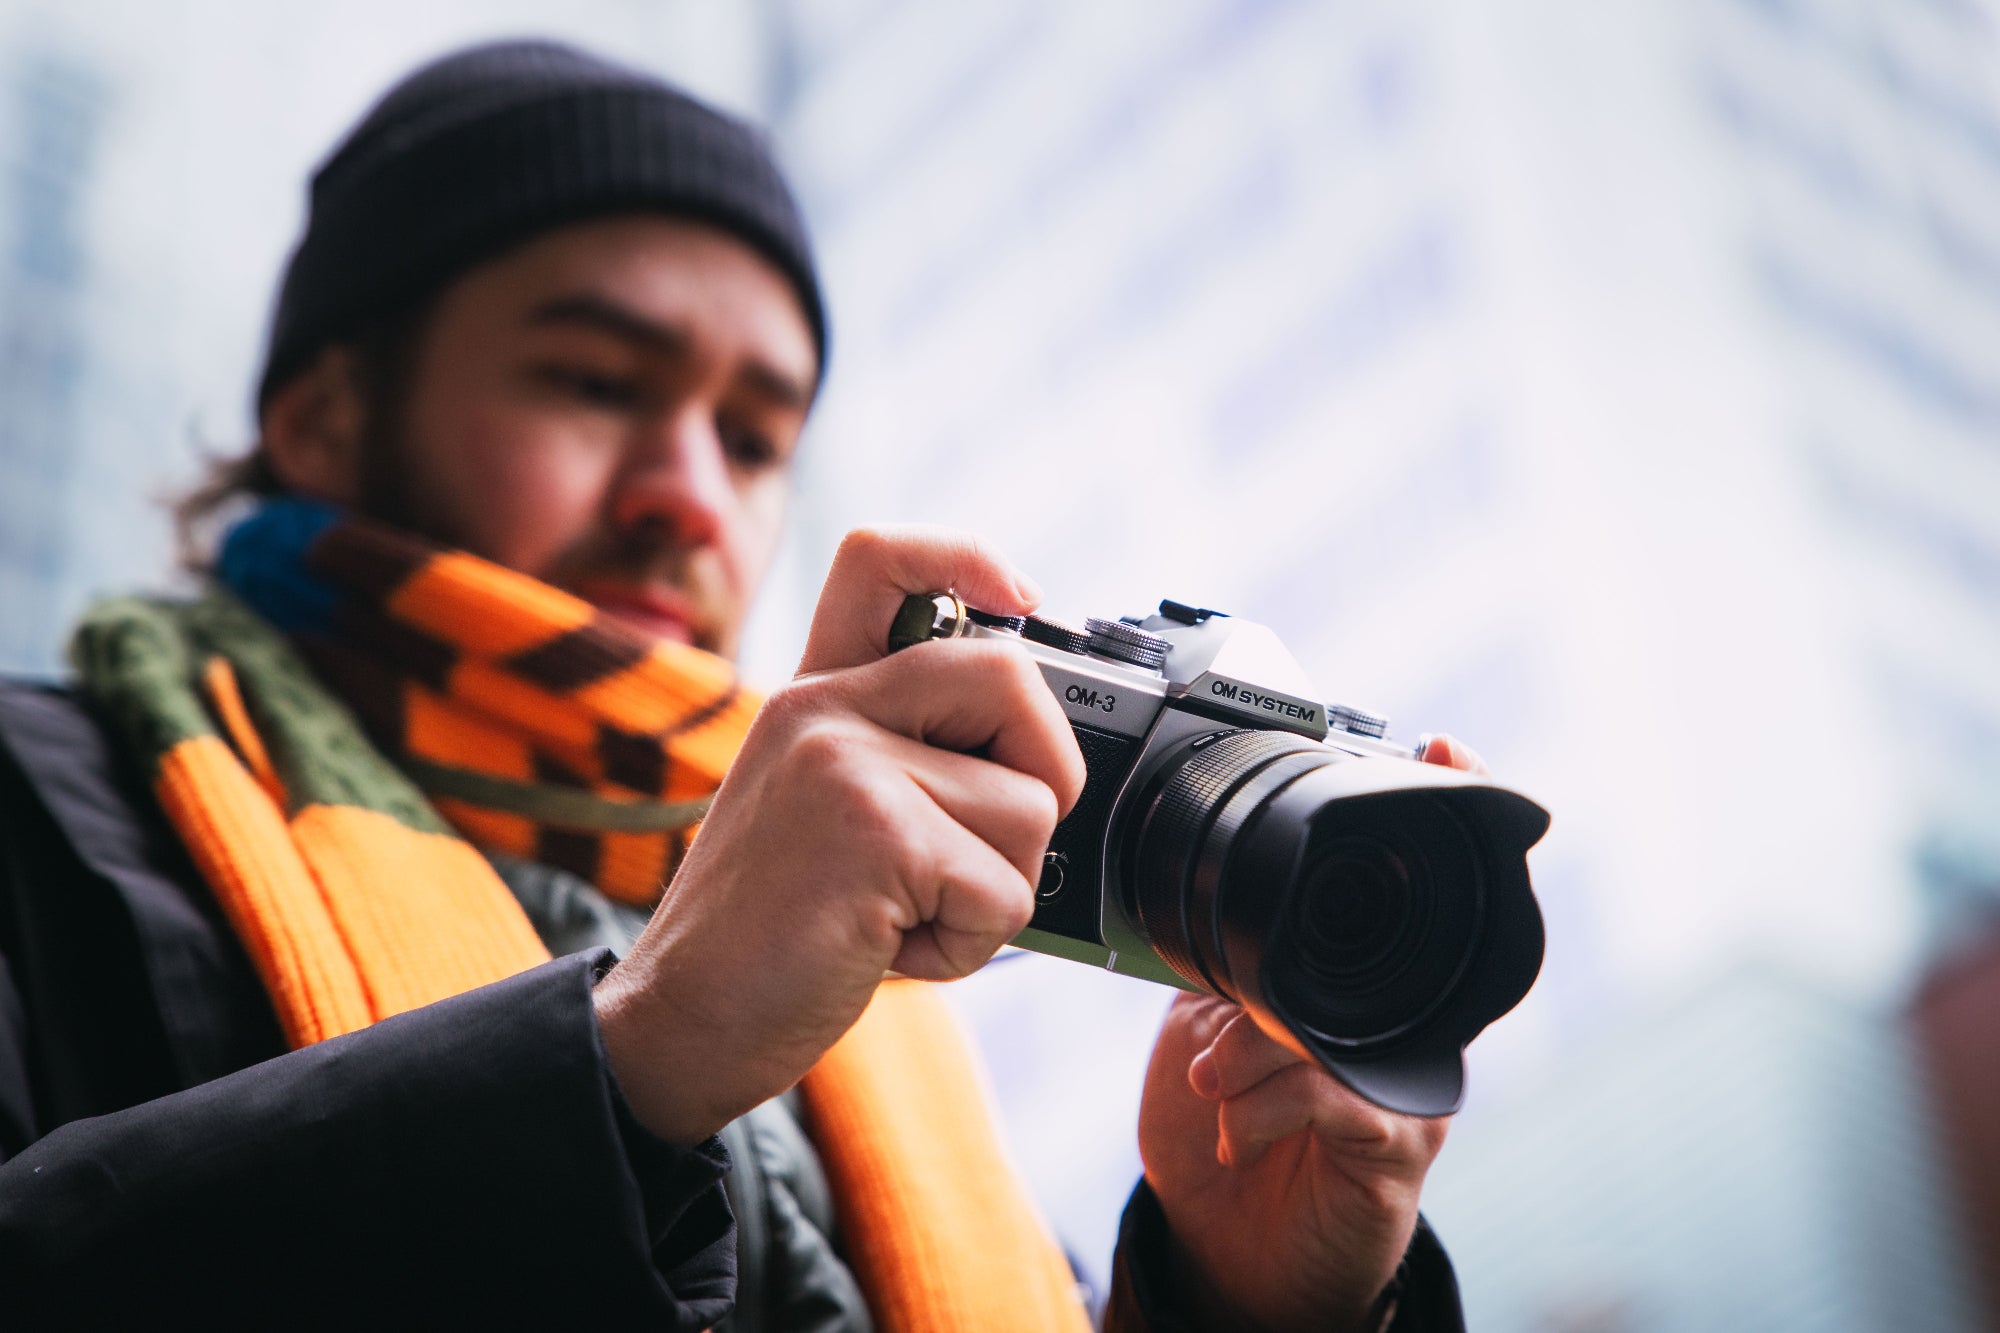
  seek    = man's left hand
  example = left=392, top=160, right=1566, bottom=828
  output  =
left=1134, top=735, right=1486, bottom=1332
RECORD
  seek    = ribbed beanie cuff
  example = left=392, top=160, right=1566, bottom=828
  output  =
left=257, top=39, right=825, bottom=408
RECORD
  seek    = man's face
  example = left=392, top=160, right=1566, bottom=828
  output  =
left=358, top=215, right=818, bottom=658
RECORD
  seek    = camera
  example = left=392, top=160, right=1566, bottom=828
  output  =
left=889, top=592, right=1548, bottom=1117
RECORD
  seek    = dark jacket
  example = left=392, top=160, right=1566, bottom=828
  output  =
left=0, top=682, right=1464, bottom=1329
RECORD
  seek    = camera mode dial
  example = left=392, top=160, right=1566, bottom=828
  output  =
left=1085, top=617, right=1170, bottom=672
left=1327, top=704, right=1390, bottom=739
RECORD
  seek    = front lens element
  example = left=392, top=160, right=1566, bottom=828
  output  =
left=1295, top=837, right=1421, bottom=985
left=1271, top=805, right=1482, bottom=1046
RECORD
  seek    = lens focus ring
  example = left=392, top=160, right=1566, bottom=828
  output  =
left=1131, top=730, right=1328, bottom=992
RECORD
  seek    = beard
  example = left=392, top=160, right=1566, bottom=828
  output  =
left=352, top=408, right=435, bottom=544
left=351, top=411, right=734, bottom=655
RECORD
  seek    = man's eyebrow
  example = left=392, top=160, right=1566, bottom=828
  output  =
left=740, top=359, right=815, bottom=411
left=527, top=293, right=689, bottom=354
left=525, top=291, right=815, bottom=409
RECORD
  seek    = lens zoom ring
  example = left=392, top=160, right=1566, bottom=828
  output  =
left=1134, top=731, right=1323, bottom=990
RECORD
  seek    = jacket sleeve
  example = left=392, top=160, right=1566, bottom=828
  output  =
left=0, top=951, right=736, bottom=1330
left=1101, top=1177, right=1467, bottom=1333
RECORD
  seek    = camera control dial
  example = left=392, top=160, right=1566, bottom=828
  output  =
left=966, top=608, right=1027, bottom=633
left=1084, top=617, right=1170, bottom=672
left=1022, top=615, right=1093, bottom=655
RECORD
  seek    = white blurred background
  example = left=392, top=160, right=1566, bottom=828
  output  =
left=1, top=2, right=1996, bottom=1328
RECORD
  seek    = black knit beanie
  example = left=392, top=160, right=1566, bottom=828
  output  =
left=256, top=38, right=826, bottom=409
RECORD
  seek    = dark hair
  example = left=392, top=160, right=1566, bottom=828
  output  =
left=174, top=297, right=435, bottom=570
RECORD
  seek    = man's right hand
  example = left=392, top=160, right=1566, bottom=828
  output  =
left=592, top=527, right=1085, bottom=1145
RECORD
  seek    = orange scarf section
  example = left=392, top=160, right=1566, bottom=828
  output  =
left=78, top=536, right=1089, bottom=1330
left=155, top=731, right=553, bottom=1043
left=803, top=982, right=1093, bottom=1332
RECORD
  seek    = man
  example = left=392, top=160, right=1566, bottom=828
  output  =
left=0, top=39, right=1477, bottom=1329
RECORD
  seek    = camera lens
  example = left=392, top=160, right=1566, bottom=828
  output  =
left=1124, top=731, right=1485, bottom=1055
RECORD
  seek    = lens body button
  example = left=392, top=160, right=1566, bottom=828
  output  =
left=1037, top=851, right=1068, bottom=901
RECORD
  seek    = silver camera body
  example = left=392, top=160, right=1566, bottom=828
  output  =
left=890, top=594, right=1548, bottom=1116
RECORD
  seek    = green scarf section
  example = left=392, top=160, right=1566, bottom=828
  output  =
left=73, top=587, right=454, bottom=833
left=73, top=586, right=551, bottom=1047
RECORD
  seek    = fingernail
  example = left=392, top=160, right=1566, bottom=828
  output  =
left=1013, top=570, right=1044, bottom=608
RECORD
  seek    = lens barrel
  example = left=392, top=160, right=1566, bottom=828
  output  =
left=1130, top=731, right=1330, bottom=996
left=1121, top=728, right=1546, bottom=1115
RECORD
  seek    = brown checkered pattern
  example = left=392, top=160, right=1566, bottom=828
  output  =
left=300, top=516, right=760, bottom=906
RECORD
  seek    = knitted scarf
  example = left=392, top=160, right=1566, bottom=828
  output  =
left=72, top=500, right=1087, bottom=1332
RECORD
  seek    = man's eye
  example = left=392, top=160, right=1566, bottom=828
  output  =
left=539, top=365, right=643, bottom=410
left=721, top=423, right=785, bottom=470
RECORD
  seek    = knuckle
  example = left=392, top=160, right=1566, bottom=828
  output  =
left=1335, top=1098, right=1402, bottom=1151
left=997, top=643, right=1049, bottom=695
left=761, top=676, right=829, bottom=727
left=836, top=523, right=986, bottom=591
left=989, top=784, right=1059, bottom=874
left=943, top=643, right=1053, bottom=712
left=1000, top=877, right=1037, bottom=935
left=984, top=647, right=1071, bottom=736
left=766, top=665, right=870, bottom=728
left=1054, top=734, right=1087, bottom=807
left=1019, top=775, right=1060, bottom=835
left=1178, top=994, right=1235, bottom=1042
left=974, top=853, right=1038, bottom=931
left=840, top=768, right=910, bottom=846
left=788, top=718, right=856, bottom=774
left=958, top=639, right=1023, bottom=684
left=833, top=524, right=894, bottom=570
left=971, top=650, right=1039, bottom=712
left=958, top=530, right=1007, bottom=577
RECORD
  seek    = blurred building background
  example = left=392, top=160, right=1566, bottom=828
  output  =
left=1, top=1, right=1995, bottom=1328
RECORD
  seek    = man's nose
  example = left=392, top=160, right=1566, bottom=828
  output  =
left=609, top=408, right=731, bottom=546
